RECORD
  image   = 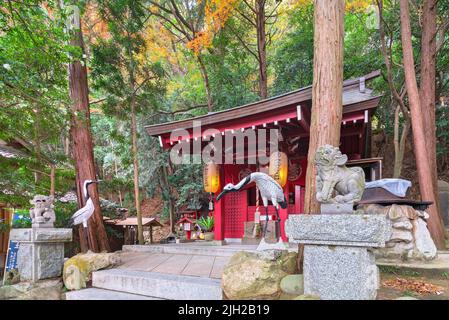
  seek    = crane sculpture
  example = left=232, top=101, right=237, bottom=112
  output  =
left=216, top=172, right=287, bottom=241
left=69, top=179, right=101, bottom=251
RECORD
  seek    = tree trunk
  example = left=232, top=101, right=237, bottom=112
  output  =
left=303, top=0, right=345, bottom=214
left=399, top=0, right=446, bottom=248
left=256, top=0, right=268, bottom=100
left=393, top=105, right=410, bottom=178
left=197, top=55, right=213, bottom=112
left=67, top=5, right=110, bottom=252
left=113, top=156, right=123, bottom=206
left=420, top=0, right=440, bottom=215
left=50, top=163, right=56, bottom=197
left=160, top=165, right=175, bottom=233
left=131, top=97, right=144, bottom=245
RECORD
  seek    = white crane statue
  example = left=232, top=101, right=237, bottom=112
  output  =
left=69, top=179, right=101, bottom=251
left=216, top=172, right=287, bottom=242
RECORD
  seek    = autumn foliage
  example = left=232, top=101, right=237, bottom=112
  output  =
left=187, top=0, right=238, bottom=55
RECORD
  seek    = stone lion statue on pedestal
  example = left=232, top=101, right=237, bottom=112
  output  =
left=30, top=195, right=56, bottom=228
left=315, top=145, right=365, bottom=205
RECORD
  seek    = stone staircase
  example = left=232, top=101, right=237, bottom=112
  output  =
left=65, top=243, right=258, bottom=300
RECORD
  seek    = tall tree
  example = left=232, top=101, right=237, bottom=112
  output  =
left=399, top=0, right=445, bottom=248
left=146, top=0, right=215, bottom=111
left=63, top=1, right=110, bottom=252
left=227, top=0, right=282, bottom=99
left=303, top=0, right=345, bottom=214
left=420, top=0, right=439, bottom=212
left=92, top=0, right=165, bottom=244
left=377, top=0, right=410, bottom=178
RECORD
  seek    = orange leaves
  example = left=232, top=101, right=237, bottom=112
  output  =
left=205, top=0, right=239, bottom=34
left=187, top=0, right=238, bottom=55
left=345, top=0, right=372, bottom=13
left=291, top=0, right=372, bottom=13
left=382, top=277, right=444, bottom=295
left=186, top=32, right=213, bottom=55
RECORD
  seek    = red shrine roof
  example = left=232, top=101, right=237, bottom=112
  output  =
left=146, top=70, right=382, bottom=149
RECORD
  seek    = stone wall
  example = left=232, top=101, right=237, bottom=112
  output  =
left=360, top=204, right=437, bottom=261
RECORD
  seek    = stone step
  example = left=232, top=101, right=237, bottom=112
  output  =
left=65, top=288, right=161, bottom=300
left=92, top=269, right=223, bottom=300
left=377, top=251, right=449, bottom=279
left=122, top=244, right=258, bottom=257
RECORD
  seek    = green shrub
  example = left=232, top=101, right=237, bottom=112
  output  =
left=197, top=216, right=214, bottom=232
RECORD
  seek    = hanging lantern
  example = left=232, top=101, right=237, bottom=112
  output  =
left=269, top=151, right=288, bottom=188
left=203, top=162, right=220, bottom=193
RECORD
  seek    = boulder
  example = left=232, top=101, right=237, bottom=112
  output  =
left=13, top=280, right=62, bottom=300
left=411, top=218, right=437, bottom=260
left=293, top=294, right=320, bottom=300
left=0, top=279, right=63, bottom=300
left=280, top=274, right=304, bottom=295
left=376, top=242, right=414, bottom=259
left=368, top=204, right=438, bottom=261
left=387, top=205, right=417, bottom=221
left=358, top=204, right=388, bottom=215
left=0, top=285, right=23, bottom=300
left=392, top=220, right=413, bottom=230
left=63, top=251, right=120, bottom=290
left=389, top=229, right=413, bottom=243
left=222, top=251, right=298, bottom=300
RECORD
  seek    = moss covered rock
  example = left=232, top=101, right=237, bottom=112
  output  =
left=280, top=274, right=304, bottom=295
left=222, top=250, right=298, bottom=300
left=63, top=251, right=120, bottom=290
left=293, top=294, right=320, bottom=300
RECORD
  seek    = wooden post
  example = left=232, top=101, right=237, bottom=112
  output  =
left=280, top=183, right=289, bottom=242
left=149, top=225, right=153, bottom=244
left=214, top=166, right=225, bottom=241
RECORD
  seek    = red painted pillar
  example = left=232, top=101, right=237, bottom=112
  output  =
left=214, top=166, right=225, bottom=241
left=280, top=183, right=289, bottom=242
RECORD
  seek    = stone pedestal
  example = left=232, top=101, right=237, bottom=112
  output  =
left=9, top=228, right=72, bottom=282
left=286, top=214, right=390, bottom=300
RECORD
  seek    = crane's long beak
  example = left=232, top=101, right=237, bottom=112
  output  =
left=216, top=190, right=228, bottom=201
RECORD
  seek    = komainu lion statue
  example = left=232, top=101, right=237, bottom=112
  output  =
left=30, top=195, right=56, bottom=227
left=315, top=145, right=365, bottom=204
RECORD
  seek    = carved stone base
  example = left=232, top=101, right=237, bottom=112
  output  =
left=303, top=245, right=379, bottom=300
left=9, top=228, right=72, bottom=282
left=286, top=214, right=389, bottom=300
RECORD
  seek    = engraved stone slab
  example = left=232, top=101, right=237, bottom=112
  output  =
left=285, top=214, right=390, bottom=247
left=303, top=245, right=379, bottom=300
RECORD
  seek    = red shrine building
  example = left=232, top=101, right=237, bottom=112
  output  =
left=146, top=71, right=383, bottom=243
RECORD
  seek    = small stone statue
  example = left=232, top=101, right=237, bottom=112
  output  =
left=30, top=195, right=56, bottom=228
left=314, top=145, right=365, bottom=213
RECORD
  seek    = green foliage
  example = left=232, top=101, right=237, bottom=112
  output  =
left=436, top=105, right=449, bottom=159
left=197, top=216, right=214, bottom=232
left=11, top=211, right=32, bottom=229
left=0, top=220, right=10, bottom=234
left=0, top=0, right=448, bottom=231
left=54, top=202, right=78, bottom=228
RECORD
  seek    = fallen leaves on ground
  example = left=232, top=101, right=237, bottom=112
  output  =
left=382, top=277, right=444, bottom=295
